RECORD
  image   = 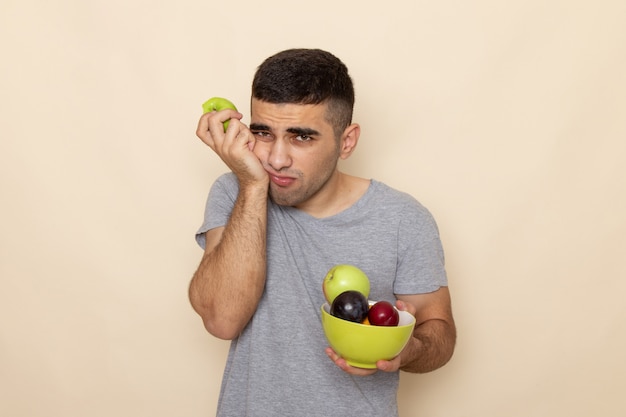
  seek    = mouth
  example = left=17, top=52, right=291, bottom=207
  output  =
left=268, top=172, right=296, bottom=187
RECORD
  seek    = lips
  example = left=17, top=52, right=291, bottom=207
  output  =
left=269, top=174, right=296, bottom=187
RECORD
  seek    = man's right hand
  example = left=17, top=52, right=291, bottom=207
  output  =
left=196, top=110, right=268, bottom=186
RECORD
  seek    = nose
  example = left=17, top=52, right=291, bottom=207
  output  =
left=267, top=139, right=292, bottom=171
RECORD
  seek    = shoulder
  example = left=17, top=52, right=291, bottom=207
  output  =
left=370, top=180, right=429, bottom=213
left=368, top=180, right=440, bottom=232
left=209, top=172, right=240, bottom=199
left=214, top=172, right=239, bottom=189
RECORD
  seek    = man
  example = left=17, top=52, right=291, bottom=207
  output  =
left=189, top=48, right=456, bottom=417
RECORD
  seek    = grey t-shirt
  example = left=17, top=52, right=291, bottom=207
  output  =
left=196, top=173, right=447, bottom=417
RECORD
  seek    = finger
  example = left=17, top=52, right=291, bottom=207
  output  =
left=376, top=357, right=401, bottom=373
left=346, top=363, right=377, bottom=376
left=208, top=109, right=243, bottom=133
left=221, top=119, right=254, bottom=152
left=205, top=111, right=241, bottom=151
left=196, top=112, right=215, bottom=147
left=325, top=347, right=340, bottom=362
left=395, top=299, right=417, bottom=316
left=325, top=348, right=351, bottom=370
left=196, top=112, right=209, bottom=138
left=325, top=348, right=377, bottom=376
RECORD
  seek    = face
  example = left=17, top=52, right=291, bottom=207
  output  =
left=250, top=99, right=343, bottom=208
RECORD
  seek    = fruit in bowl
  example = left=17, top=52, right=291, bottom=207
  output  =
left=330, top=290, right=369, bottom=323
left=320, top=301, right=416, bottom=369
left=368, top=300, right=400, bottom=326
left=322, top=264, right=370, bottom=304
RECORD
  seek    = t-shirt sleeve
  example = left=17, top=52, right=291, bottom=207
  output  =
left=194, top=173, right=239, bottom=250
left=393, top=201, right=448, bottom=295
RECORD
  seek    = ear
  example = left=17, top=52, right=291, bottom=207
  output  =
left=338, top=123, right=361, bottom=160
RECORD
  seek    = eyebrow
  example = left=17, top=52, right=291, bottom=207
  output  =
left=249, top=123, right=320, bottom=137
left=287, top=127, right=320, bottom=136
left=250, top=123, right=270, bottom=131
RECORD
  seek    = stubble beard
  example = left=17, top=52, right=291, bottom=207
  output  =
left=268, top=163, right=338, bottom=208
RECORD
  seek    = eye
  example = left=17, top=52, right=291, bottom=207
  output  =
left=252, top=130, right=273, bottom=142
left=294, top=134, right=313, bottom=143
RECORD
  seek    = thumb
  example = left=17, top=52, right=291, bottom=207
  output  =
left=395, top=299, right=416, bottom=316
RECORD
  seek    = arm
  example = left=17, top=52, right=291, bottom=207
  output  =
left=188, top=110, right=270, bottom=340
left=395, top=287, right=456, bottom=373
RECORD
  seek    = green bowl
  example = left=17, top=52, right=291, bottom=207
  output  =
left=320, top=302, right=416, bottom=369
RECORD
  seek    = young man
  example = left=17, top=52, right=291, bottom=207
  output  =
left=189, top=48, right=456, bottom=417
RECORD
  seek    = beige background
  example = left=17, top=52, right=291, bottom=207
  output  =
left=1, top=1, right=625, bottom=416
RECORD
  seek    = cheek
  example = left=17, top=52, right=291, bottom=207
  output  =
left=252, top=142, right=268, bottom=160
left=301, top=148, right=339, bottom=174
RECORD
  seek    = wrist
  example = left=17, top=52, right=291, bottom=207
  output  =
left=399, top=335, right=424, bottom=369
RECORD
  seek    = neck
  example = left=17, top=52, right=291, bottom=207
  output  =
left=296, top=171, right=370, bottom=218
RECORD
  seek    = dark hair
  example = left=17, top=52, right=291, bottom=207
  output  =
left=252, top=48, right=355, bottom=137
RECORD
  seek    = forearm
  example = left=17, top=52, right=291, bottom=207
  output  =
left=399, top=318, right=456, bottom=373
left=189, top=184, right=268, bottom=339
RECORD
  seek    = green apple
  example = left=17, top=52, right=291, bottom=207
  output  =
left=322, top=264, right=370, bottom=304
left=201, top=97, right=238, bottom=131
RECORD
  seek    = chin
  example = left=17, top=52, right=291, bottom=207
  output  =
left=269, top=188, right=303, bottom=207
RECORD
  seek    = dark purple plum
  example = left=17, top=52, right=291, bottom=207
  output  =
left=330, top=290, right=369, bottom=323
